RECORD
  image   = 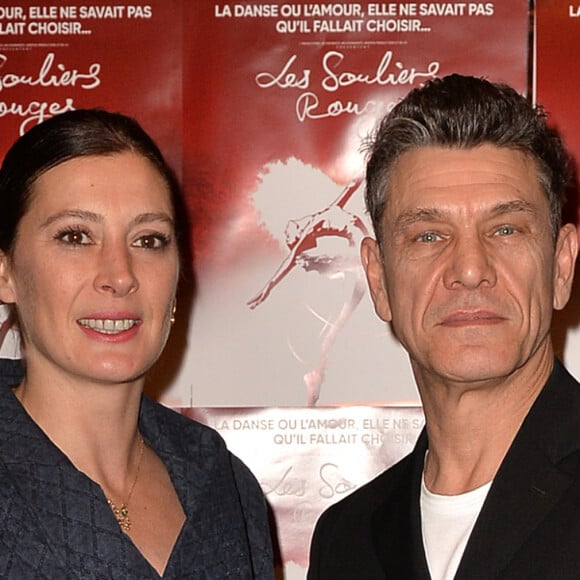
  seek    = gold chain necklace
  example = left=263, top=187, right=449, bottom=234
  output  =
left=107, top=435, right=145, bottom=532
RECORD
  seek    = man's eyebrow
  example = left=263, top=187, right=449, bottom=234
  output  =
left=393, top=207, right=445, bottom=232
left=392, top=200, right=538, bottom=233
left=489, top=199, right=537, bottom=217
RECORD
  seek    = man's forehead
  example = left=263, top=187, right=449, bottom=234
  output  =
left=391, top=198, right=541, bottom=233
left=384, top=145, right=546, bottom=218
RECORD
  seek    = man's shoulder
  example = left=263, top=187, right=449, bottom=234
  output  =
left=307, top=448, right=420, bottom=579
left=521, top=360, right=580, bottom=458
left=318, top=448, right=416, bottom=530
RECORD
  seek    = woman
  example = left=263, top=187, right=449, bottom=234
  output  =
left=0, top=109, right=273, bottom=578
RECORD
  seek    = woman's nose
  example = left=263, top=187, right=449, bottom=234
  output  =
left=93, top=244, right=139, bottom=296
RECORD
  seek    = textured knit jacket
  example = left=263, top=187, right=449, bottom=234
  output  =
left=308, top=359, right=580, bottom=579
left=0, top=382, right=274, bottom=579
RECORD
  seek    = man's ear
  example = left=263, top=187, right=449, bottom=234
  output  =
left=361, top=237, right=392, bottom=322
left=0, top=251, right=16, bottom=305
left=553, top=223, right=578, bottom=311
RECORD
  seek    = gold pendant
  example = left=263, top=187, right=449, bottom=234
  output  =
left=108, top=499, right=132, bottom=532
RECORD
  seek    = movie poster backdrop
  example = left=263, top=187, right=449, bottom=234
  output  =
left=179, top=0, right=529, bottom=408
left=0, top=1, right=531, bottom=576
left=535, top=0, right=580, bottom=384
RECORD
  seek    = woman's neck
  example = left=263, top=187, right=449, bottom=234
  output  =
left=14, top=370, right=144, bottom=480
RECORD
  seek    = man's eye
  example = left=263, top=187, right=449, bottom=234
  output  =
left=417, top=232, right=440, bottom=243
left=133, top=234, right=171, bottom=250
left=496, top=225, right=516, bottom=236
left=56, top=228, right=91, bottom=245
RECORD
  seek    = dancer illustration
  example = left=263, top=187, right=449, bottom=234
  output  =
left=248, top=178, right=369, bottom=405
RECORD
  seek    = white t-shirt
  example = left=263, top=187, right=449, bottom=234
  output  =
left=421, top=475, right=492, bottom=580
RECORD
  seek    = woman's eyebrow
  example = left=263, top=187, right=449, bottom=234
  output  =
left=132, top=212, right=174, bottom=226
left=41, top=209, right=101, bottom=228
left=40, top=210, right=174, bottom=229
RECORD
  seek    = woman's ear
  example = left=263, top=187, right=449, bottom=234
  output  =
left=0, top=251, right=16, bottom=304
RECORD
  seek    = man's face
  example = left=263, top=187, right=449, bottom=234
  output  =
left=362, top=145, right=577, bottom=387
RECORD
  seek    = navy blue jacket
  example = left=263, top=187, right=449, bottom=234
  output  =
left=0, top=380, right=274, bottom=579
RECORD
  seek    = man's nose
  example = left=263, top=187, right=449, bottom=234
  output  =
left=442, top=234, right=497, bottom=290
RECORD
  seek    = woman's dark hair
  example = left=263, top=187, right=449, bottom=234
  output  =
left=0, top=108, right=183, bottom=255
left=365, top=74, right=571, bottom=243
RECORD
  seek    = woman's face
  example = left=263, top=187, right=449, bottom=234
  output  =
left=0, top=152, right=180, bottom=386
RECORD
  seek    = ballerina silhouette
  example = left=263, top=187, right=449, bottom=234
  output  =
left=248, top=178, right=369, bottom=405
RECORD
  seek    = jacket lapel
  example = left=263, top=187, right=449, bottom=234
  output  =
left=456, top=439, right=572, bottom=579
left=0, top=386, right=156, bottom=577
left=372, top=429, right=431, bottom=579
left=456, top=360, right=580, bottom=579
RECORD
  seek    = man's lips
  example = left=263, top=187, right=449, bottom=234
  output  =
left=439, top=310, right=506, bottom=327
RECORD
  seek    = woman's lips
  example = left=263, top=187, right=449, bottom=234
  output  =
left=77, top=318, right=139, bottom=334
left=76, top=315, right=142, bottom=341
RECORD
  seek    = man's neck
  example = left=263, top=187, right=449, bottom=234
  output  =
left=416, top=348, right=554, bottom=495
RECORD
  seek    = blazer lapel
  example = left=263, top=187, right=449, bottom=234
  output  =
left=456, top=440, right=572, bottom=579
left=0, top=386, right=156, bottom=577
left=372, top=430, right=431, bottom=579
left=456, top=360, right=580, bottom=579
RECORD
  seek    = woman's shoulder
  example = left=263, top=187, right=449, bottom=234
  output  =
left=140, top=396, right=228, bottom=451
left=0, top=359, right=24, bottom=388
left=141, top=397, right=266, bottom=501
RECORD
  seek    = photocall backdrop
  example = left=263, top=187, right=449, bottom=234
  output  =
left=1, top=1, right=578, bottom=576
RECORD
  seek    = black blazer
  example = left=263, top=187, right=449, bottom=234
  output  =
left=308, top=360, right=580, bottom=579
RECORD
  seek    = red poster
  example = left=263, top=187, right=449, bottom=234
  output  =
left=535, top=0, right=580, bottom=385
left=182, top=406, right=424, bottom=572
left=0, top=1, right=531, bottom=407
left=0, top=1, right=182, bottom=170
left=535, top=1, right=580, bottom=210
left=0, top=2, right=534, bottom=577
left=179, top=0, right=530, bottom=408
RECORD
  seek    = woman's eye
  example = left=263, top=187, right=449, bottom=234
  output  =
left=133, top=234, right=171, bottom=250
left=56, top=228, right=91, bottom=245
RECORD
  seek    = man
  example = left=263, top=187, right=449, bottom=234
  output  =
left=308, top=74, right=580, bottom=579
